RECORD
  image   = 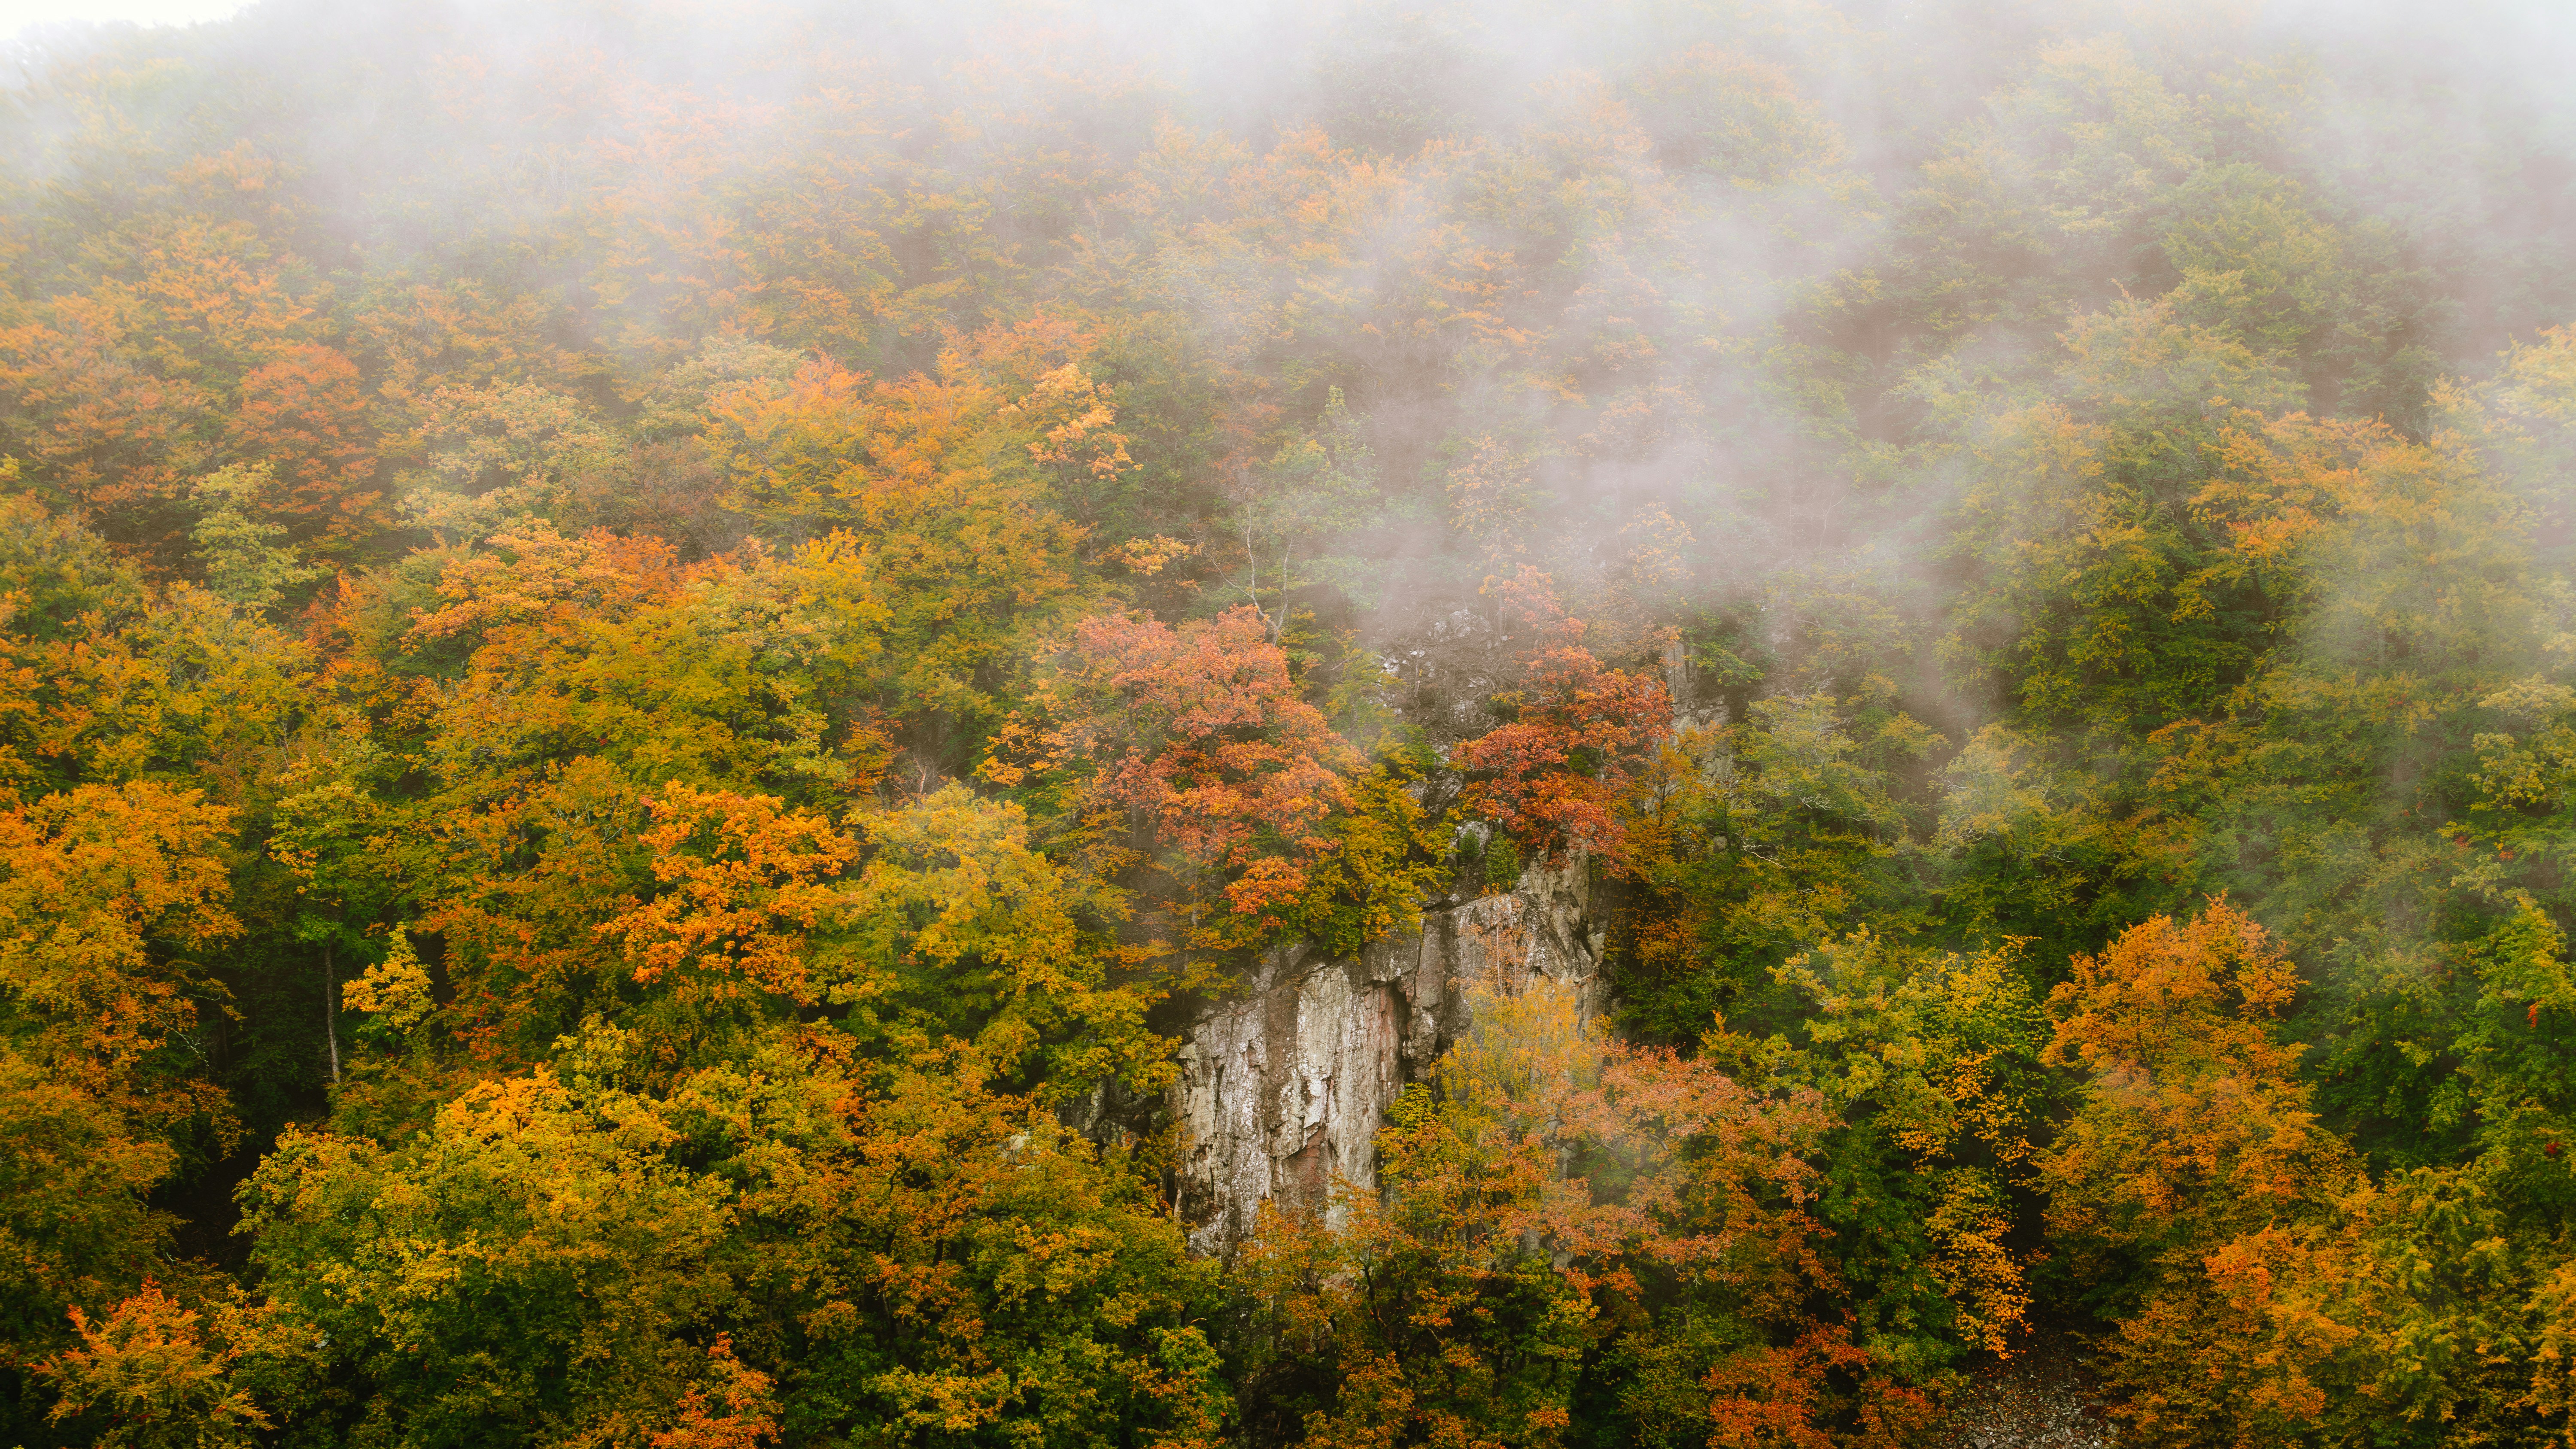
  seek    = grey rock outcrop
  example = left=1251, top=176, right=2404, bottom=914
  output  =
left=1169, top=856, right=1611, bottom=1256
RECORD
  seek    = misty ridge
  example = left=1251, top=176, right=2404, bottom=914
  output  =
left=0, top=0, right=2573, bottom=1445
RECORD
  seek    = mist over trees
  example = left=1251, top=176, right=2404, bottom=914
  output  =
left=1, top=0, right=2574, bottom=1443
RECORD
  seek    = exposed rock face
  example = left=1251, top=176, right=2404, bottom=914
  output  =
left=1170, top=857, right=1611, bottom=1256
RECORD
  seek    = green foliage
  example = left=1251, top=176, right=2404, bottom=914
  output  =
left=238, top=1027, right=1227, bottom=1449
left=1278, top=742, right=1453, bottom=959
left=0, top=3, right=2574, bottom=1444
left=1756, top=933, right=2052, bottom=1373
left=191, top=463, right=327, bottom=611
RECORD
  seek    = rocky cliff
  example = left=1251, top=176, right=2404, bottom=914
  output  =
left=1168, top=855, right=1614, bottom=1256
left=1154, top=644, right=1716, bottom=1256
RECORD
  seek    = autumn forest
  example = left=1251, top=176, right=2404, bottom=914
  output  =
left=1, top=0, right=2573, bottom=1443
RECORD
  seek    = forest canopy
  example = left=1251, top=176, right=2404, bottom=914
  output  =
left=2, top=0, right=2575, bottom=1444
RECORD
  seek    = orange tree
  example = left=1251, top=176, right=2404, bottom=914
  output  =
left=989, top=605, right=1369, bottom=952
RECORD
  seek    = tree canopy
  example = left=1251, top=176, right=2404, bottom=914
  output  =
left=3, top=0, right=2575, bottom=1443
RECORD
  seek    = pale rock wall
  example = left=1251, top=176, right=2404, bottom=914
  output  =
left=1170, top=856, right=1611, bottom=1256
left=1160, top=626, right=1711, bottom=1254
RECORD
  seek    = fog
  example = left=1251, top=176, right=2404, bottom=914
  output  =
left=3, top=3, right=2576, bottom=1443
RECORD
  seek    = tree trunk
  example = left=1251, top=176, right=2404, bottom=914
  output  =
left=324, top=939, right=340, bottom=1085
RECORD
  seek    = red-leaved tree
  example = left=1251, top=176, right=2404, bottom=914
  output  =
left=1018, top=605, right=1359, bottom=942
left=1453, top=642, right=1671, bottom=872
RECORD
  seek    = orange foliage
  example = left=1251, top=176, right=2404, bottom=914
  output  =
left=398, top=754, right=652, bottom=1061
left=0, top=782, right=238, bottom=1119
left=1453, top=643, right=1671, bottom=872
left=225, top=343, right=383, bottom=548
left=1700, top=1327, right=1940, bottom=1449
left=699, top=346, right=1103, bottom=726
left=35, top=1282, right=269, bottom=1445
left=2041, top=898, right=2348, bottom=1257
left=0, top=314, right=217, bottom=532
left=605, top=786, right=854, bottom=1007
left=645, top=1338, right=780, bottom=1449
left=1031, top=605, right=1357, bottom=936
left=2041, top=901, right=2372, bottom=1445
left=410, top=523, right=690, bottom=649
